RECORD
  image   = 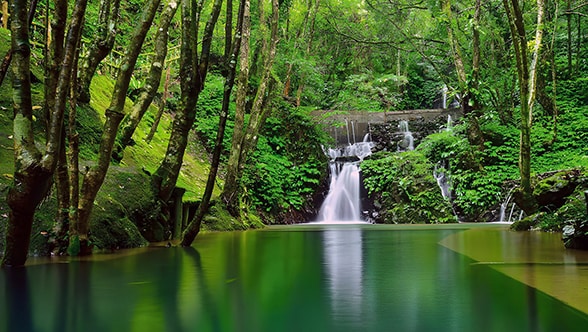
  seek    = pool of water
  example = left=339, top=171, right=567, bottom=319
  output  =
left=2, top=224, right=588, bottom=332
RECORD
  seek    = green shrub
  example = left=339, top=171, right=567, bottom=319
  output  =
left=361, top=151, right=455, bottom=224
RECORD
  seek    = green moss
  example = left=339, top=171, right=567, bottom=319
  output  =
left=202, top=201, right=248, bottom=232
left=533, top=172, right=571, bottom=196
left=92, top=168, right=158, bottom=244
left=511, top=213, right=542, bottom=231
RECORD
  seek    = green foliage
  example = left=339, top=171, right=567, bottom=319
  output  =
left=241, top=103, right=328, bottom=218
left=561, top=192, right=588, bottom=249
left=361, top=151, right=455, bottom=224
left=398, top=63, right=443, bottom=110
left=194, top=74, right=235, bottom=154
left=67, top=236, right=81, bottom=256
left=332, top=72, right=407, bottom=111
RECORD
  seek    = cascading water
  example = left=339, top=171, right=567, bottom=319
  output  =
left=317, top=133, right=374, bottom=223
left=397, top=120, right=414, bottom=152
left=442, top=85, right=448, bottom=109
left=434, top=161, right=451, bottom=200
left=498, top=188, right=525, bottom=223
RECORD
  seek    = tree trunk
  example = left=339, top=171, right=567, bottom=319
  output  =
left=114, top=0, right=178, bottom=160
left=152, top=0, right=223, bottom=203
left=295, top=0, right=320, bottom=106
left=502, top=0, right=544, bottom=214
left=3, top=0, right=47, bottom=267
left=74, top=0, right=161, bottom=255
left=145, top=66, right=170, bottom=144
left=1, top=0, right=7, bottom=29
left=221, top=0, right=251, bottom=216
left=181, top=0, right=245, bottom=246
left=2, top=0, right=87, bottom=268
left=77, top=0, right=121, bottom=103
left=566, top=0, right=572, bottom=77
left=222, top=0, right=279, bottom=217
left=442, top=0, right=484, bottom=150
left=0, top=0, right=39, bottom=88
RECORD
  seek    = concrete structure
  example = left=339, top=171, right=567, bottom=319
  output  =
left=311, top=109, right=463, bottom=146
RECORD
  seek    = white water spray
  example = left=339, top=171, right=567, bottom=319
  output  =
left=397, top=120, right=414, bottom=152
left=317, top=135, right=374, bottom=223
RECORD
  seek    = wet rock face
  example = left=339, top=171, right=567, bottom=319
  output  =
left=369, top=116, right=451, bottom=153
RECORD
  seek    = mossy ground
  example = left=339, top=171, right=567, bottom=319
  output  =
left=0, top=26, right=230, bottom=255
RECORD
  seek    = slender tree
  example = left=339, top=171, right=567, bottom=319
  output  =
left=222, top=0, right=280, bottom=217
left=502, top=0, right=544, bottom=214
left=145, top=65, right=171, bottom=143
left=0, top=0, right=39, bottom=87
left=72, top=0, right=162, bottom=254
left=152, top=0, right=223, bottom=203
left=181, top=0, right=246, bottom=246
left=221, top=0, right=251, bottom=216
left=114, top=0, right=179, bottom=160
left=2, top=0, right=87, bottom=267
left=77, top=0, right=121, bottom=103
left=441, top=0, right=484, bottom=149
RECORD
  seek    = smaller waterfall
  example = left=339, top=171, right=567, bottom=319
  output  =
left=445, top=114, right=453, bottom=131
left=434, top=161, right=451, bottom=200
left=498, top=188, right=525, bottom=223
left=397, top=120, right=414, bottom=152
left=442, top=85, right=448, bottom=109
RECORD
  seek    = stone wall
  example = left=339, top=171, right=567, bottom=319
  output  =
left=312, top=109, right=462, bottom=146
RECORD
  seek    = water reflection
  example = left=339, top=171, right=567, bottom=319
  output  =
left=2, top=225, right=588, bottom=332
left=323, top=228, right=363, bottom=329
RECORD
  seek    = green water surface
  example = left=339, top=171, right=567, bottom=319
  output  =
left=1, top=224, right=587, bottom=331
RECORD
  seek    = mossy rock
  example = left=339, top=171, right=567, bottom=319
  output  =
left=90, top=216, right=147, bottom=250
left=533, top=170, right=581, bottom=211
left=95, top=167, right=167, bottom=242
left=202, top=201, right=248, bottom=232
left=511, top=213, right=543, bottom=231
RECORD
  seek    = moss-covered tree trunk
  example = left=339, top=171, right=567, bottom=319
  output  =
left=221, top=0, right=279, bottom=217
left=73, top=0, right=161, bottom=255
left=0, top=0, right=38, bottom=89
left=152, top=0, right=223, bottom=203
left=503, top=0, right=544, bottom=214
left=2, top=0, right=87, bottom=267
left=145, top=66, right=170, bottom=143
left=181, top=0, right=245, bottom=246
left=76, top=0, right=121, bottom=103
left=221, top=0, right=250, bottom=216
left=114, top=0, right=179, bottom=160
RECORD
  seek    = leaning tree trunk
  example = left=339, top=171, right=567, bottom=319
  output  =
left=240, top=0, right=279, bottom=164
left=152, top=0, right=223, bottom=203
left=73, top=0, right=161, bottom=255
left=2, top=0, right=87, bottom=268
left=76, top=0, right=121, bottom=103
left=114, top=0, right=178, bottom=160
left=181, top=0, right=245, bottom=246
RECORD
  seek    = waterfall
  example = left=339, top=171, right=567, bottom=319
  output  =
left=397, top=120, right=414, bottom=152
left=498, top=188, right=525, bottom=223
left=317, top=139, right=374, bottom=223
left=442, top=85, right=448, bottom=109
left=445, top=114, right=453, bottom=131
left=434, top=161, right=451, bottom=200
